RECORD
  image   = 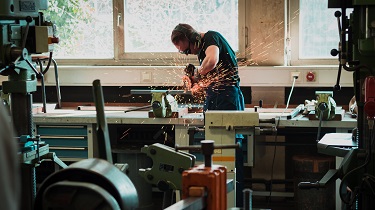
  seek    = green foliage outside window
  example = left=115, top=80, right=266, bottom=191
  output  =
left=43, top=0, right=113, bottom=58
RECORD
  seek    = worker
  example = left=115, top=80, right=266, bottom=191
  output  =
left=349, top=96, right=358, bottom=115
left=171, top=23, right=245, bottom=207
left=0, top=103, right=20, bottom=210
left=171, top=23, right=244, bottom=111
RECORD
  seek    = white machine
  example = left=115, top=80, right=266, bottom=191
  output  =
left=204, top=110, right=260, bottom=208
left=205, top=110, right=259, bottom=169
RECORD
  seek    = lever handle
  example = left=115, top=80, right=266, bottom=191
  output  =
left=298, top=181, right=320, bottom=190
left=334, top=64, right=342, bottom=91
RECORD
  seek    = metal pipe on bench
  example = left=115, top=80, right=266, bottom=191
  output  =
left=124, top=105, right=153, bottom=113
left=130, top=89, right=192, bottom=95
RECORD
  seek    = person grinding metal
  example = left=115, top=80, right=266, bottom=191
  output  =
left=171, top=23, right=245, bottom=207
left=171, top=23, right=245, bottom=111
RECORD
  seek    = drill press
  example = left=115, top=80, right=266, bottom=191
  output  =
left=0, top=1, right=60, bottom=210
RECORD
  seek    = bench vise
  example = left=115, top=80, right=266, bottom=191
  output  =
left=315, top=91, right=337, bottom=121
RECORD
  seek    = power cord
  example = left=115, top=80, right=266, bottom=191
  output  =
left=267, top=76, right=297, bottom=204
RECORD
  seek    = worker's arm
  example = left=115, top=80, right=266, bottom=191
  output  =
left=198, top=45, right=219, bottom=75
left=349, top=95, right=358, bottom=114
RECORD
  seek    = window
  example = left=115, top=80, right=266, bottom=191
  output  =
left=44, top=0, right=113, bottom=59
left=44, top=0, right=244, bottom=65
left=41, top=1, right=354, bottom=66
left=289, top=0, right=352, bottom=65
left=123, top=1, right=238, bottom=53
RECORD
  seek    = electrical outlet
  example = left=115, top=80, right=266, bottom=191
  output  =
left=290, top=71, right=301, bottom=82
left=141, top=71, right=152, bottom=83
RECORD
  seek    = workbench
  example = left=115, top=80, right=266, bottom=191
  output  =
left=32, top=106, right=202, bottom=160
left=32, top=105, right=357, bottom=209
left=32, top=105, right=356, bottom=161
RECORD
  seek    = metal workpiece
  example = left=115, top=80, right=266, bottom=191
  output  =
left=165, top=196, right=206, bottom=210
left=130, top=89, right=192, bottom=95
left=139, top=143, right=195, bottom=191
left=124, top=104, right=153, bottom=113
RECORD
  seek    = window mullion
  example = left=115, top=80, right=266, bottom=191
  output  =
left=113, top=0, right=124, bottom=61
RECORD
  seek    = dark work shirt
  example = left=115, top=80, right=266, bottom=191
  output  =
left=197, top=30, right=239, bottom=88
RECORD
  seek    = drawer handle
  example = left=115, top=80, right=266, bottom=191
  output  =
left=38, top=125, right=86, bottom=129
left=41, top=136, right=86, bottom=140
left=49, top=147, right=87, bottom=150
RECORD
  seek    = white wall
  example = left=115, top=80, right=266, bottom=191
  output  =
left=33, top=65, right=353, bottom=87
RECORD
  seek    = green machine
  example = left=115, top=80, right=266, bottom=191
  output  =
left=300, top=1, right=375, bottom=209
left=0, top=1, right=62, bottom=210
left=139, top=143, right=195, bottom=209
left=139, top=143, right=195, bottom=191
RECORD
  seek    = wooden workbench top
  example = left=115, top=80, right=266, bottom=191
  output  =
left=32, top=104, right=356, bottom=128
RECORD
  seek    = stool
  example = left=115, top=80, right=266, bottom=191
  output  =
left=293, top=155, right=335, bottom=210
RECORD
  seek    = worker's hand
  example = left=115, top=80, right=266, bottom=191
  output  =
left=184, top=64, right=200, bottom=83
left=184, top=64, right=196, bottom=77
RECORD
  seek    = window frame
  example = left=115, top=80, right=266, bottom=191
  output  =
left=57, top=0, right=246, bottom=66
left=288, top=0, right=339, bottom=66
